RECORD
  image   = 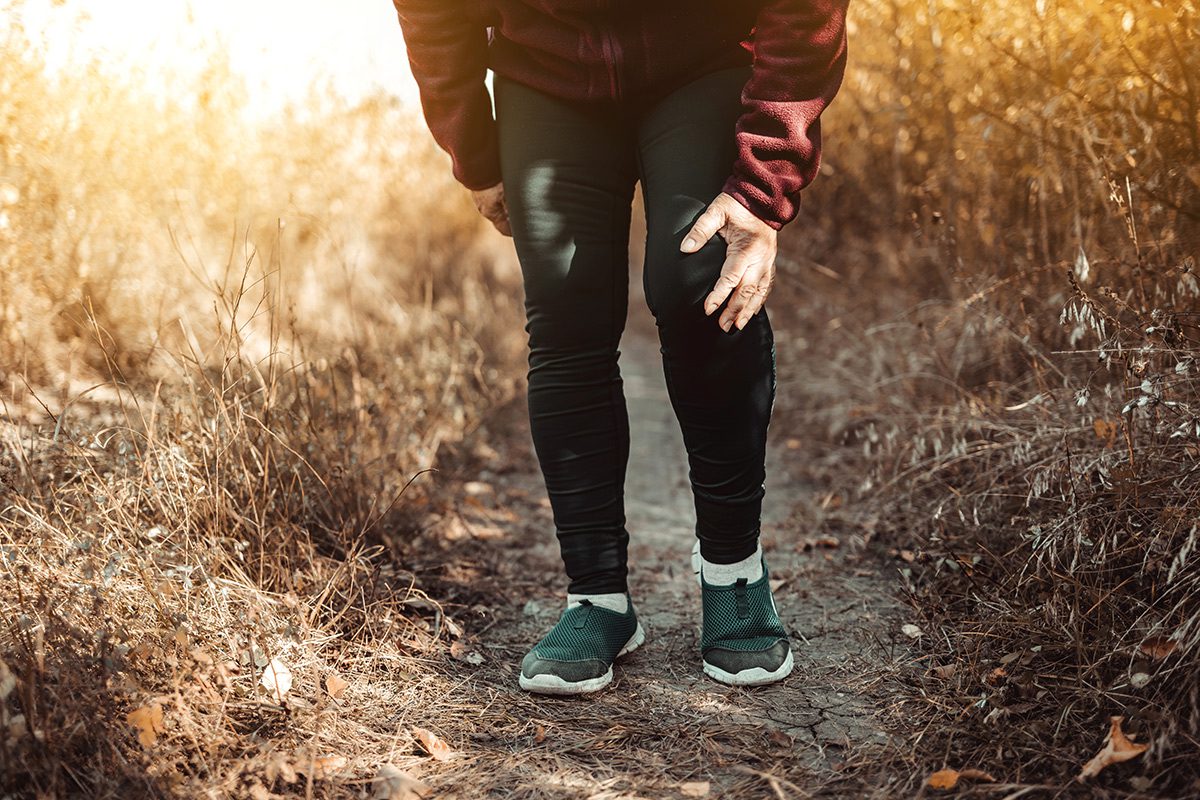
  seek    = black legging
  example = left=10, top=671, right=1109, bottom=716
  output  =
left=495, top=65, right=776, bottom=595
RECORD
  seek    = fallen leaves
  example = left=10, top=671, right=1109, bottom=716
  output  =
left=1078, top=716, right=1148, bottom=781
left=449, top=640, right=485, bottom=665
left=1093, top=419, right=1120, bottom=447
left=373, top=764, right=431, bottom=799
left=325, top=672, right=349, bottom=699
left=927, top=767, right=996, bottom=790
left=413, top=727, right=455, bottom=761
left=680, top=780, right=711, bottom=797
left=0, top=659, right=15, bottom=700
left=300, top=754, right=348, bottom=780
left=260, top=658, right=293, bottom=702
left=126, top=700, right=165, bottom=748
left=1139, top=635, right=1177, bottom=660
left=799, top=535, right=840, bottom=550
left=901, top=623, right=924, bottom=639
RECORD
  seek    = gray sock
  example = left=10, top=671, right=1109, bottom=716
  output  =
left=699, top=543, right=764, bottom=585
left=567, top=592, right=629, bottom=614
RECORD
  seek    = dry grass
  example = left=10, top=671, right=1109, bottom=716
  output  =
left=0, top=8, right=528, bottom=796
left=766, top=0, right=1200, bottom=795
left=3, top=0, right=1200, bottom=796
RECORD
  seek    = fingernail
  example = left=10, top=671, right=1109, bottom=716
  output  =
left=681, top=236, right=697, bottom=252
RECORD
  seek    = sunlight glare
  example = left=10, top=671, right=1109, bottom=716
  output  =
left=13, top=0, right=418, bottom=110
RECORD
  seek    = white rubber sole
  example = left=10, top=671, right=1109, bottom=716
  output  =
left=703, top=647, right=795, bottom=687
left=519, top=622, right=646, bottom=696
left=694, top=541, right=793, bottom=687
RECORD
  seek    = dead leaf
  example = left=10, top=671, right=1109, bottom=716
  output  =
left=927, top=767, right=996, bottom=789
left=959, top=768, right=997, bottom=782
left=533, top=724, right=546, bottom=744
left=372, top=763, right=431, bottom=800
left=985, top=667, right=1008, bottom=686
left=0, top=659, right=15, bottom=700
left=927, top=769, right=958, bottom=789
left=248, top=781, right=272, bottom=800
left=767, top=729, right=793, bottom=748
left=901, top=624, right=924, bottom=639
left=305, top=755, right=348, bottom=780
left=449, top=640, right=485, bottom=665
left=929, top=664, right=957, bottom=680
left=1078, top=716, right=1149, bottom=781
left=899, top=549, right=917, bottom=563
left=260, top=658, right=293, bottom=702
left=189, top=647, right=214, bottom=666
left=265, top=753, right=299, bottom=784
left=443, top=616, right=464, bottom=638
left=812, top=535, right=840, bottom=549
left=1094, top=419, right=1119, bottom=446
left=680, top=781, right=711, bottom=797
left=325, top=673, right=349, bottom=699
left=413, top=727, right=455, bottom=761
left=126, top=701, right=165, bottom=748
left=1139, top=636, right=1177, bottom=660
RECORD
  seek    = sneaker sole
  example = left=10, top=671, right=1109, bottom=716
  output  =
left=519, top=622, right=646, bottom=696
left=703, top=647, right=794, bottom=687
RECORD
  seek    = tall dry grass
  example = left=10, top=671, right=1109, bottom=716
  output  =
left=772, top=0, right=1200, bottom=793
left=0, top=8, right=525, bottom=796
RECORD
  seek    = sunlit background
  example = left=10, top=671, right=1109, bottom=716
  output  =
left=2, top=1, right=1199, bottom=796
left=13, top=0, right=419, bottom=110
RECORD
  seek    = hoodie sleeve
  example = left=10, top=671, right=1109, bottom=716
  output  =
left=721, top=0, right=850, bottom=230
left=393, top=1, right=501, bottom=191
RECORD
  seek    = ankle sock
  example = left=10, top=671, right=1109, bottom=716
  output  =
left=700, top=543, right=764, bottom=586
left=567, top=592, right=629, bottom=614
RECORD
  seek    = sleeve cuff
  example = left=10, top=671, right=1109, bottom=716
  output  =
left=456, top=150, right=503, bottom=191
left=721, top=175, right=798, bottom=231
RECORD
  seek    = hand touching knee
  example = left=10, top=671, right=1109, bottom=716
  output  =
left=680, top=193, right=777, bottom=332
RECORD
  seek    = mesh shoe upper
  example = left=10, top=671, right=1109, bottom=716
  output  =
left=521, top=599, right=639, bottom=679
left=700, top=564, right=788, bottom=655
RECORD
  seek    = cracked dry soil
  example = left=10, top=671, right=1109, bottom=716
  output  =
left=424, top=293, right=907, bottom=798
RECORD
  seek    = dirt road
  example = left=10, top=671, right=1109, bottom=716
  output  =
left=425, top=297, right=905, bottom=798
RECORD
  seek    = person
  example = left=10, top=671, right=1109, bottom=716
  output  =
left=393, top=0, right=849, bottom=695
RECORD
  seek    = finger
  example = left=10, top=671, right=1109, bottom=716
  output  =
left=733, top=277, right=772, bottom=330
left=681, top=204, right=726, bottom=253
left=719, top=264, right=766, bottom=332
left=707, top=245, right=758, bottom=318
left=703, top=258, right=746, bottom=316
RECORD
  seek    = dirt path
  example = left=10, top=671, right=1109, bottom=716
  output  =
left=425, top=298, right=906, bottom=798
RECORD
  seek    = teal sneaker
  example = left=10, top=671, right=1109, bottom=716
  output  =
left=519, top=597, right=646, bottom=695
left=692, top=542, right=794, bottom=686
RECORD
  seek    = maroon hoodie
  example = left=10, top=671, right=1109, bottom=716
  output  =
left=392, top=1, right=849, bottom=230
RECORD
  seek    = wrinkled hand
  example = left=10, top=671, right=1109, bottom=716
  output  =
left=471, top=182, right=512, bottom=237
left=680, top=192, right=778, bottom=332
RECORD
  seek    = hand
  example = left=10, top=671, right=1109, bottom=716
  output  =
left=471, top=182, right=512, bottom=237
left=680, top=192, right=778, bottom=332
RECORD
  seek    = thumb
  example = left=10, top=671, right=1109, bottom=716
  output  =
left=680, top=203, right=726, bottom=253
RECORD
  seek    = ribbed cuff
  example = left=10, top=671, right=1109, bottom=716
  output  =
left=721, top=175, right=797, bottom=231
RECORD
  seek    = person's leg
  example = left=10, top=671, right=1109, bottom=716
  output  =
left=635, top=66, right=776, bottom=569
left=635, top=66, right=791, bottom=686
left=495, top=75, right=646, bottom=694
left=495, top=74, right=639, bottom=596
